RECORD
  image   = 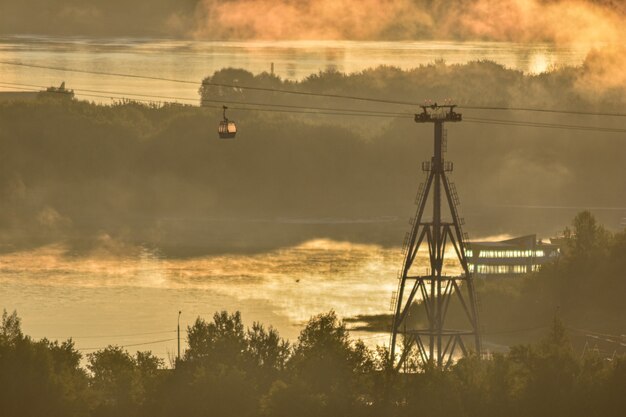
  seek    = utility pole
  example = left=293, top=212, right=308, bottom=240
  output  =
left=177, top=310, right=182, bottom=361
left=390, top=104, right=481, bottom=370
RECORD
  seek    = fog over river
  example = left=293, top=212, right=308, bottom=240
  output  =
left=0, top=238, right=465, bottom=359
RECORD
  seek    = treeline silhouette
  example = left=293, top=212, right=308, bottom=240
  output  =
left=2, top=307, right=625, bottom=417
left=199, top=51, right=626, bottom=111
left=0, top=60, right=624, bottom=255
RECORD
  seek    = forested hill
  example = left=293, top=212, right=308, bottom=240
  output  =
left=0, top=59, right=624, bottom=254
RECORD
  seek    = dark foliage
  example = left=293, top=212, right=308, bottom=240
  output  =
left=1, top=304, right=625, bottom=417
left=0, top=311, right=89, bottom=417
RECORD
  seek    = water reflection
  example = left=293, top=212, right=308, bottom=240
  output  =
left=529, top=52, right=551, bottom=74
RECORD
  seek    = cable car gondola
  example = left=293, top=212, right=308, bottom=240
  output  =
left=218, top=106, right=237, bottom=139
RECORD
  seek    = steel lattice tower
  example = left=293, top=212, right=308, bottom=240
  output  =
left=390, top=104, right=481, bottom=369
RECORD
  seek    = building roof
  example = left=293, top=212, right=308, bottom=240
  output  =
left=468, top=234, right=559, bottom=250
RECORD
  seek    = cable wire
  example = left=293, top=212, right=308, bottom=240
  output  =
left=0, top=60, right=419, bottom=106
left=3, top=59, right=626, bottom=118
left=0, top=81, right=411, bottom=115
left=78, top=337, right=177, bottom=351
left=37, top=330, right=177, bottom=340
left=0, top=81, right=410, bottom=118
left=464, top=117, right=626, bottom=133
left=461, top=105, right=626, bottom=118
left=3, top=82, right=626, bottom=132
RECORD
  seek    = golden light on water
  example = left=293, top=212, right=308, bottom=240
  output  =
left=529, top=52, right=551, bottom=74
left=0, top=238, right=466, bottom=356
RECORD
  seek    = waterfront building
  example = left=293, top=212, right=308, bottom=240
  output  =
left=466, top=234, right=560, bottom=277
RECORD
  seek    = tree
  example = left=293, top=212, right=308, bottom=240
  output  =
left=152, top=311, right=289, bottom=417
left=506, top=318, right=579, bottom=417
left=0, top=310, right=89, bottom=417
left=0, top=310, right=22, bottom=344
left=263, top=311, right=375, bottom=417
left=87, top=347, right=163, bottom=417
left=185, top=311, right=248, bottom=363
left=568, top=210, right=610, bottom=262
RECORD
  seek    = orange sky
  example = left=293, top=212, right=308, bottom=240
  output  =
left=190, top=0, right=624, bottom=43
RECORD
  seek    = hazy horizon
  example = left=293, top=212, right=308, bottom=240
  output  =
left=0, top=2, right=625, bottom=412
left=1, top=0, right=624, bottom=42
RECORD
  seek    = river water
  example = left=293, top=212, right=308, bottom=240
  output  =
left=0, top=36, right=594, bottom=104
left=0, top=239, right=463, bottom=360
